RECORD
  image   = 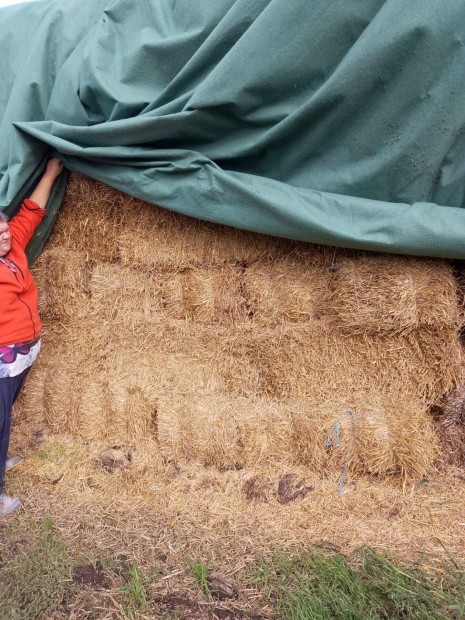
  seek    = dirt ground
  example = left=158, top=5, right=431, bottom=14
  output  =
left=3, top=412, right=464, bottom=618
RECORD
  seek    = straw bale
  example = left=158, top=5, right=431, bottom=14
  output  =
left=325, top=254, right=461, bottom=334
left=77, top=309, right=217, bottom=372
left=156, top=389, right=438, bottom=478
left=49, top=174, right=127, bottom=261
left=157, top=394, right=292, bottom=469
left=31, top=247, right=93, bottom=321
left=394, top=328, right=463, bottom=403
left=289, top=394, right=439, bottom=478
left=56, top=173, right=300, bottom=271
left=13, top=362, right=47, bottom=431
left=16, top=321, right=161, bottom=444
left=78, top=363, right=158, bottom=444
left=242, top=256, right=331, bottom=325
left=160, top=266, right=248, bottom=325
left=15, top=324, right=88, bottom=435
left=118, top=219, right=298, bottom=271
left=215, top=323, right=462, bottom=404
left=87, top=262, right=163, bottom=333
left=213, top=323, right=370, bottom=399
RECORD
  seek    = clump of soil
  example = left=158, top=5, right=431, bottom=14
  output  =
left=99, top=447, right=132, bottom=472
left=277, top=474, right=314, bottom=504
left=243, top=473, right=314, bottom=504
left=155, top=593, right=202, bottom=619
left=243, top=476, right=272, bottom=502
left=29, top=428, right=45, bottom=450
left=72, top=562, right=110, bottom=588
left=207, top=571, right=238, bottom=600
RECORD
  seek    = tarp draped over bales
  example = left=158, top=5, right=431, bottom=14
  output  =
left=1, top=0, right=465, bottom=258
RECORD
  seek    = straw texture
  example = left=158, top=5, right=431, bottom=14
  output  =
left=17, top=173, right=464, bottom=479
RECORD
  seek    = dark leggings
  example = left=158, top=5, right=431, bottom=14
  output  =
left=0, top=367, right=30, bottom=494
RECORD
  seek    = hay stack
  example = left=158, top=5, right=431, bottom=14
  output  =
left=17, top=173, right=464, bottom=479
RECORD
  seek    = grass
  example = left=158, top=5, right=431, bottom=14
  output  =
left=120, top=564, right=150, bottom=615
left=251, top=547, right=465, bottom=620
left=0, top=515, right=72, bottom=619
left=187, top=557, right=211, bottom=597
left=1, top=511, right=464, bottom=620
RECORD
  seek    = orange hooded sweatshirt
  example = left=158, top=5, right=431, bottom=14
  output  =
left=0, top=200, right=45, bottom=347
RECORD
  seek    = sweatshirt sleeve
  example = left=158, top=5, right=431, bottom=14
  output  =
left=8, top=199, right=46, bottom=251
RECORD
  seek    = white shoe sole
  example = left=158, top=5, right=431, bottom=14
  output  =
left=6, top=456, right=23, bottom=472
left=0, top=495, right=21, bottom=516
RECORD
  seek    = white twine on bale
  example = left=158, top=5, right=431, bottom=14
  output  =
left=324, top=409, right=357, bottom=496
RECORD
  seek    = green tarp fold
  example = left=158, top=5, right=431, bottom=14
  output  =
left=1, top=0, right=465, bottom=258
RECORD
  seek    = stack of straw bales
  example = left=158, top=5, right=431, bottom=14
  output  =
left=17, top=174, right=463, bottom=479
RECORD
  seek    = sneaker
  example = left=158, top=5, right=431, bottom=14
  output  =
left=6, top=456, right=23, bottom=472
left=0, top=494, right=21, bottom=516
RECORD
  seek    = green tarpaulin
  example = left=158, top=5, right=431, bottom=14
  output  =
left=1, top=0, right=465, bottom=259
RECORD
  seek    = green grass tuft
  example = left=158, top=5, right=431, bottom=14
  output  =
left=120, top=564, right=150, bottom=615
left=0, top=515, right=72, bottom=619
left=251, top=547, right=465, bottom=620
left=187, top=557, right=211, bottom=597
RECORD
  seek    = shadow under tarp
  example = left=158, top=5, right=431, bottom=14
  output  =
left=1, top=0, right=465, bottom=258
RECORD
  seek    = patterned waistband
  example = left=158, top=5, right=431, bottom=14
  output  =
left=0, top=338, right=41, bottom=378
left=0, top=338, right=41, bottom=365
left=2, top=337, right=40, bottom=349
